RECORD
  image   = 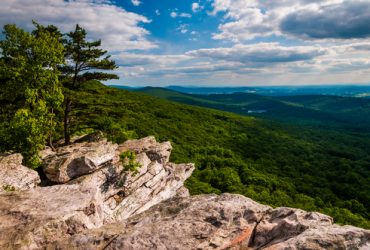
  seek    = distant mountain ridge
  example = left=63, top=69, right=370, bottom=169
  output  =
left=110, top=84, right=370, bottom=97
left=136, top=87, right=370, bottom=133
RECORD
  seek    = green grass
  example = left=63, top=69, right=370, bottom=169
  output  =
left=67, top=81, right=370, bottom=228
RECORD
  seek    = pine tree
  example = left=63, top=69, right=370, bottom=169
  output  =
left=60, top=24, right=119, bottom=144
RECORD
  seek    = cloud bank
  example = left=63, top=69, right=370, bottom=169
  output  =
left=0, top=0, right=155, bottom=51
left=2, top=0, right=370, bottom=86
left=212, top=0, right=370, bottom=41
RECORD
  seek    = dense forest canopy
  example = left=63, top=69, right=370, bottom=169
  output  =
left=69, top=81, right=370, bottom=229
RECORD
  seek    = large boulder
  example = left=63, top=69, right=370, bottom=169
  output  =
left=42, top=139, right=118, bottom=183
left=0, top=154, right=40, bottom=193
left=0, top=184, right=105, bottom=249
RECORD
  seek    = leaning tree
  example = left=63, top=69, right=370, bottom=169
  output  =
left=60, top=24, right=119, bottom=145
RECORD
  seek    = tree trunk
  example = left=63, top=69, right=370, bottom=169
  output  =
left=64, top=98, right=72, bottom=145
left=48, top=134, right=56, bottom=151
left=48, top=108, right=56, bottom=151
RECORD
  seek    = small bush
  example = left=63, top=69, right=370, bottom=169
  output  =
left=120, top=151, right=141, bottom=175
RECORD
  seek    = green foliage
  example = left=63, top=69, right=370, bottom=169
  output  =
left=120, top=151, right=141, bottom=175
left=138, top=87, right=370, bottom=134
left=60, top=24, right=119, bottom=144
left=0, top=23, right=64, bottom=167
left=2, top=185, right=16, bottom=192
left=61, top=24, right=118, bottom=90
left=94, top=116, right=137, bottom=144
left=69, top=81, right=370, bottom=228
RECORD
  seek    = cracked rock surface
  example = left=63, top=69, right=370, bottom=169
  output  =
left=49, top=194, right=370, bottom=250
left=0, top=136, right=194, bottom=249
left=0, top=136, right=369, bottom=249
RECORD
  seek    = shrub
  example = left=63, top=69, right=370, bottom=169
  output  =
left=120, top=151, right=141, bottom=175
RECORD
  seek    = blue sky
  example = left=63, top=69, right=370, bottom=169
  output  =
left=2, top=0, right=370, bottom=86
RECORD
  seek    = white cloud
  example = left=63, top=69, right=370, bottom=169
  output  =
left=155, top=9, right=161, bottom=15
left=131, top=0, right=141, bottom=6
left=192, top=3, right=200, bottom=12
left=114, top=53, right=191, bottom=67
left=0, top=0, right=155, bottom=51
left=110, top=39, right=370, bottom=86
left=186, top=43, right=326, bottom=65
left=179, top=13, right=192, bottom=18
left=170, top=11, right=192, bottom=18
left=177, top=24, right=189, bottom=34
left=3, top=0, right=370, bottom=86
left=211, top=0, right=370, bottom=42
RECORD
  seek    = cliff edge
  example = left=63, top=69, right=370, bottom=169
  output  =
left=0, top=136, right=369, bottom=249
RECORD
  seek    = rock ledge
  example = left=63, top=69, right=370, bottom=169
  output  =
left=0, top=136, right=369, bottom=250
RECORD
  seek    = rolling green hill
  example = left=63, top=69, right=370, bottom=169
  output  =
left=137, top=87, right=370, bottom=133
left=69, top=81, right=370, bottom=228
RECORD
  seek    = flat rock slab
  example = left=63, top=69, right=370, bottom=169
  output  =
left=47, top=194, right=370, bottom=250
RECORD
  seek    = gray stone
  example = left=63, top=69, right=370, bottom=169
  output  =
left=0, top=184, right=104, bottom=249
left=118, top=136, right=172, bottom=164
left=50, top=194, right=370, bottom=250
left=43, top=139, right=118, bottom=183
left=0, top=154, right=40, bottom=193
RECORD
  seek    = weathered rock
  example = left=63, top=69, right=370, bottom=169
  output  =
left=39, top=146, right=55, bottom=160
left=1, top=136, right=369, bottom=250
left=262, top=225, right=370, bottom=250
left=109, top=162, right=194, bottom=221
left=43, top=139, right=118, bottom=183
left=0, top=184, right=105, bottom=249
left=118, top=136, right=172, bottom=164
left=250, top=207, right=333, bottom=248
left=49, top=194, right=269, bottom=250
left=0, top=136, right=195, bottom=249
left=48, top=194, right=370, bottom=250
left=73, top=131, right=105, bottom=144
left=0, top=154, right=40, bottom=193
left=72, top=137, right=194, bottom=222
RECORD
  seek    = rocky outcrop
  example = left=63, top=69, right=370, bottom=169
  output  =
left=0, top=136, right=369, bottom=250
left=0, top=153, right=40, bottom=193
left=48, top=194, right=370, bottom=250
left=0, top=136, right=195, bottom=249
left=42, top=139, right=118, bottom=183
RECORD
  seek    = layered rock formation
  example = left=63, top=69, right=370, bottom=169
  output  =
left=0, top=136, right=369, bottom=250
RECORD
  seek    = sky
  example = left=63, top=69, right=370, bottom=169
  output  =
left=2, top=0, right=370, bottom=86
